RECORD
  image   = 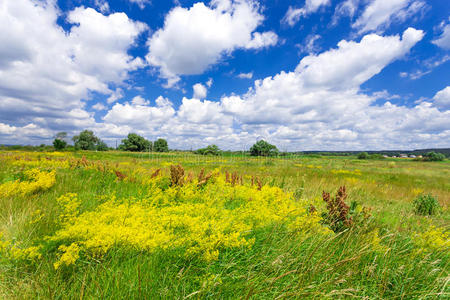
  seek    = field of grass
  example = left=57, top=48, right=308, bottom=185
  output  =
left=0, top=150, right=449, bottom=299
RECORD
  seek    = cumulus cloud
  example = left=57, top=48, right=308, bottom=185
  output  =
left=433, top=23, right=450, bottom=50
left=193, top=83, right=207, bottom=99
left=0, top=0, right=146, bottom=126
left=433, top=86, right=450, bottom=111
left=282, top=0, right=330, bottom=26
left=146, top=0, right=278, bottom=87
left=353, top=0, right=426, bottom=34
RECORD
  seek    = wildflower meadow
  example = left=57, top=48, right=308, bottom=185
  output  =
left=0, top=150, right=448, bottom=298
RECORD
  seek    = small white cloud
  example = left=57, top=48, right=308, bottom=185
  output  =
left=237, top=72, right=253, bottom=79
left=94, top=0, right=110, bottom=13
left=282, top=0, right=330, bottom=26
left=128, top=0, right=150, bottom=10
left=193, top=83, right=207, bottom=99
left=107, top=88, right=124, bottom=104
left=433, top=23, right=450, bottom=50
left=131, top=95, right=150, bottom=106
left=206, top=78, right=213, bottom=88
left=92, top=103, right=107, bottom=111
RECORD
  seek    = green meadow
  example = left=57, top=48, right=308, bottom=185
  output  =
left=0, top=150, right=448, bottom=299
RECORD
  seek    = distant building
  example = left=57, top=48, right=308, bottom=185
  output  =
left=400, top=154, right=408, bottom=158
left=383, top=155, right=389, bottom=158
left=417, top=155, right=422, bottom=158
left=409, top=155, right=416, bottom=158
left=392, top=156, right=397, bottom=158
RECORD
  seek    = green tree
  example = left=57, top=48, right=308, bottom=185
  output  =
left=72, top=130, right=106, bottom=151
left=250, top=140, right=278, bottom=156
left=53, top=132, right=68, bottom=150
left=357, top=152, right=369, bottom=159
left=119, top=133, right=151, bottom=152
left=154, top=138, right=169, bottom=152
left=423, top=151, right=445, bottom=161
left=196, top=144, right=221, bottom=155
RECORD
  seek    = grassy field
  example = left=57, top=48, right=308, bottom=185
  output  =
left=0, top=150, right=449, bottom=299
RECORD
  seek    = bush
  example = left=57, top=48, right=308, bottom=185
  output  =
left=423, top=151, right=445, bottom=161
left=196, top=144, right=220, bottom=155
left=413, top=194, right=440, bottom=215
left=250, top=140, right=278, bottom=157
left=357, top=152, right=369, bottom=159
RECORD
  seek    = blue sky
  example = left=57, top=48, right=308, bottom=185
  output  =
left=0, top=0, right=449, bottom=150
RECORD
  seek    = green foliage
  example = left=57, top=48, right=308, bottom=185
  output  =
left=250, top=140, right=278, bottom=156
left=119, top=133, right=151, bottom=152
left=413, top=194, right=440, bottom=215
left=72, top=130, right=106, bottom=151
left=357, top=152, right=369, bottom=159
left=52, top=139, right=67, bottom=150
left=153, top=138, right=169, bottom=152
left=196, top=144, right=221, bottom=155
left=423, top=151, right=445, bottom=161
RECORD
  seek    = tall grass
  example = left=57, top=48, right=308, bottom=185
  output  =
left=0, top=150, right=448, bottom=298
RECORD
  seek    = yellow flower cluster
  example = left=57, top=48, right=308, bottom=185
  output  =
left=0, top=232, right=42, bottom=261
left=331, top=169, right=362, bottom=176
left=53, top=243, right=80, bottom=270
left=0, top=168, right=56, bottom=198
left=413, top=225, right=449, bottom=255
left=49, top=172, right=332, bottom=268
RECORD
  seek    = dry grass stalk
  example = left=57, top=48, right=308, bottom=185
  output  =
left=197, top=168, right=213, bottom=187
left=114, top=170, right=126, bottom=181
left=170, top=165, right=185, bottom=186
left=322, top=186, right=352, bottom=231
left=150, top=168, right=161, bottom=179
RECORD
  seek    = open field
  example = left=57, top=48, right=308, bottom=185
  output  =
left=0, top=150, right=449, bottom=299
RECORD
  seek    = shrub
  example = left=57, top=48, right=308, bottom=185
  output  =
left=423, top=151, right=445, bottom=162
left=196, top=144, right=220, bottom=155
left=322, top=186, right=353, bottom=232
left=413, top=194, right=440, bottom=215
left=357, top=152, right=369, bottom=159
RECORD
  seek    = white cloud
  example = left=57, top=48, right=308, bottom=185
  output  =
left=282, top=0, right=330, bottom=26
left=433, top=86, right=450, bottom=111
left=103, top=96, right=175, bottom=130
left=107, top=88, right=125, bottom=104
left=433, top=24, right=450, bottom=50
left=206, top=78, right=213, bottom=88
left=92, top=103, right=107, bottom=111
left=298, top=34, right=321, bottom=54
left=237, top=72, right=253, bottom=79
left=128, top=0, right=151, bottom=10
left=193, top=83, right=207, bottom=99
left=0, top=0, right=147, bottom=136
left=146, top=0, right=278, bottom=87
left=94, top=0, right=110, bottom=13
left=353, top=0, right=426, bottom=34
left=131, top=95, right=150, bottom=106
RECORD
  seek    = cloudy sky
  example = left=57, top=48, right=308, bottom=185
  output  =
left=0, top=0, right=449, bottom=150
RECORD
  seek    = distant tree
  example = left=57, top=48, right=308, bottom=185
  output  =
left=250, top=140, right=278, bottom=156
left=423, top=151, right=445, bottom=161
left=357, top=152, right=369, bottom=159
left=196, top=144, right=221, bottom=155
left=154, top=138, right=169, bottom=152
left=119, top=133, right=151, bottom=152
left=72, top=130, right=107, bottom=151
left=96, top=140, right=109, bottom=151
left=53, top=132, right=68, bottom=150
